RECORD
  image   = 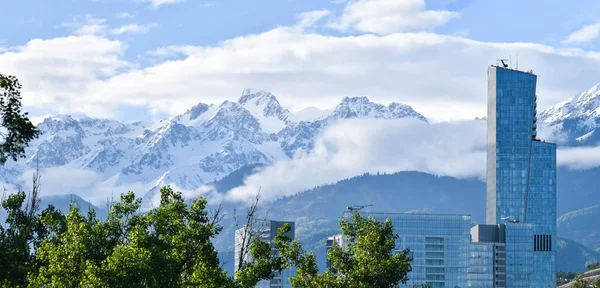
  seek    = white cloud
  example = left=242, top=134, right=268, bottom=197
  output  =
left=110, top=23, right=157, bottom=35
left=81, top=27, right=600, bottom=122
left=224, top=118, right=600, bottom=203
left=117, top=12, right=135, bottom=19
left=328, top=0, right=460, bottom=34
left=557, top=146, right=600, bottom=170
left=295, top=10, right=331, bottom=30
left=15, top=167, right=148, bottom=205
left=0, top=35, right=128, bottom=118
left=226, top=118, right=487, bottom=202
left=4, top=9, right=600, bottom=123
left=140, top=0, right=185, bottom=8
left=60, top=15, right=108, bottom=36
left=19, top=167, right=103, bottom=196
left=563, top=23, right=600, bottom=44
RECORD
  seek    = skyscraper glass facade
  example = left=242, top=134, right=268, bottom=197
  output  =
left=505, top=223, right=534, bottom=287
left=487, top=65, right=557, bottom=287
left=467, top=242, right=496, bottom=288
left=357, top=212, right=471, bottom=288
left=468, top=224, right=507, bottom=288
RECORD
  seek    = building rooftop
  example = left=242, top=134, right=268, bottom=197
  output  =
left=490, top=64, right=537, bottom=75
left=354, top=211, right=471, bottom=217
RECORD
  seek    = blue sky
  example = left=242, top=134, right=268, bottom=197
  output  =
left=2, top=0, right=600, bottom=123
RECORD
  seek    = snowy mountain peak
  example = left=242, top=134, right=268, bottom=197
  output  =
left=541, top=82, right=600, bottom=126
left=38, top=114, right=84, bottom=135
left=43, top=114, right=76, bottom=123
left=330, top=96, right=427, bottom=122
left=238, top=89, right=277, bottom=105
left=539, top=82, right=600, bottom=145
left=237, top=89, right=292, bottom=133
left=187, top=103, right=211, bottom=121
left=174, top=102, right=215, bottom=127
left=388, top=102, right=428, bottom=122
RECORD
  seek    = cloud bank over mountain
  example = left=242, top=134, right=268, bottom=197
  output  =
left=2, top=0, right=600, bottom=122
left=227, top=118, right=600, bottom=203
left=227, top=118, right=487, bottom=202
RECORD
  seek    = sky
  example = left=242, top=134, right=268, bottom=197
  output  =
left=3, top=0, right=600, bottom=123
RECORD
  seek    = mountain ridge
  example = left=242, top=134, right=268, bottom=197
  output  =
left=540, top=82, right=600, bottom=145
left=0, top=90, right=427, bottom=204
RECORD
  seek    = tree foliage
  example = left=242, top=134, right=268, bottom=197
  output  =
left=572, top=277, right=590, bottom=288
left=0, top=73, right=39, bottom=165
left=274, top=211, right=413, bottom=288
left=1, top=187, right=415, bottom=287
left=0, top=186, right=293, bottom=287
left=557, top=270, right=579, bottom=285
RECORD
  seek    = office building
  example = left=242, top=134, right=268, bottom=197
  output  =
left=468, top=224, right=507, bottom=288
left=353, top=212, right=471, bottom=288
left=487, top=65, right=557, bottom=287
left=234, top=220, right=296, bottom=288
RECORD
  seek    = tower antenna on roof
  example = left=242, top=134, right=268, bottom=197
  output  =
left=496, top=59, right=509, bottom=68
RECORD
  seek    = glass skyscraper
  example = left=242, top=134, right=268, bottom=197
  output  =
left=486, top=65, right=556, bottom=287
left=355, top=212, right=471, bottom=288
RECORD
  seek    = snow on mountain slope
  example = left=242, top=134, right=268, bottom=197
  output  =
left=329, top=96, right=428, bottom=122
left=539, top=83, right=600, bottom=145
left=0, top=90, right=428, bottom=204
left=278, top=97, right=428, bottom=157
left=291, top=107, right=331, bottom=122
left=238, top=89, right=292, bottom=134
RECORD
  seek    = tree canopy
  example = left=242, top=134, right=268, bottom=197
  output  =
left=274, top=211, right=413, bottom=288
left=1, top=186, right=415, bottom=287
left=0, top=73, right=39, bottom=165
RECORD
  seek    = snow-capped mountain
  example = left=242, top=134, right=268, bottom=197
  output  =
left=328, top=96, right=428, bottom=122
left=290, top=107, right=331, bottom=122
left=278, top=96, right=427, bottom=156
left=539, top=83, right=600, bottom=145
left=0, top=90, right=427, bottom=202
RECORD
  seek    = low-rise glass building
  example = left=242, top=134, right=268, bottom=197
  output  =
left=355, top=212, right=471, bottom=288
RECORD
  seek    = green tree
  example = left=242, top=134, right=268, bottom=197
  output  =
left=0, top=171, right=64, bottom=288
left=557, top=270, right=579, bottom=285
left=3, top=187, right=413, bottom=287
left=275, top=211, right=413, bottom=288
left=573, top=277, right=590, bottom=288
left=26, top=186, right=288, bottom=288
left=0, top=73, right=39, bottom=165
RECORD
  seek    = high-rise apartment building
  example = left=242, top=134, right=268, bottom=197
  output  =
left=234, top=220, right=296, bottom=288
left=486, top=65, right=557, bottom=287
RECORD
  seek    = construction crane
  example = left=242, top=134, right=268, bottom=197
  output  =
left=346, top=204, right=373, bottom=212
